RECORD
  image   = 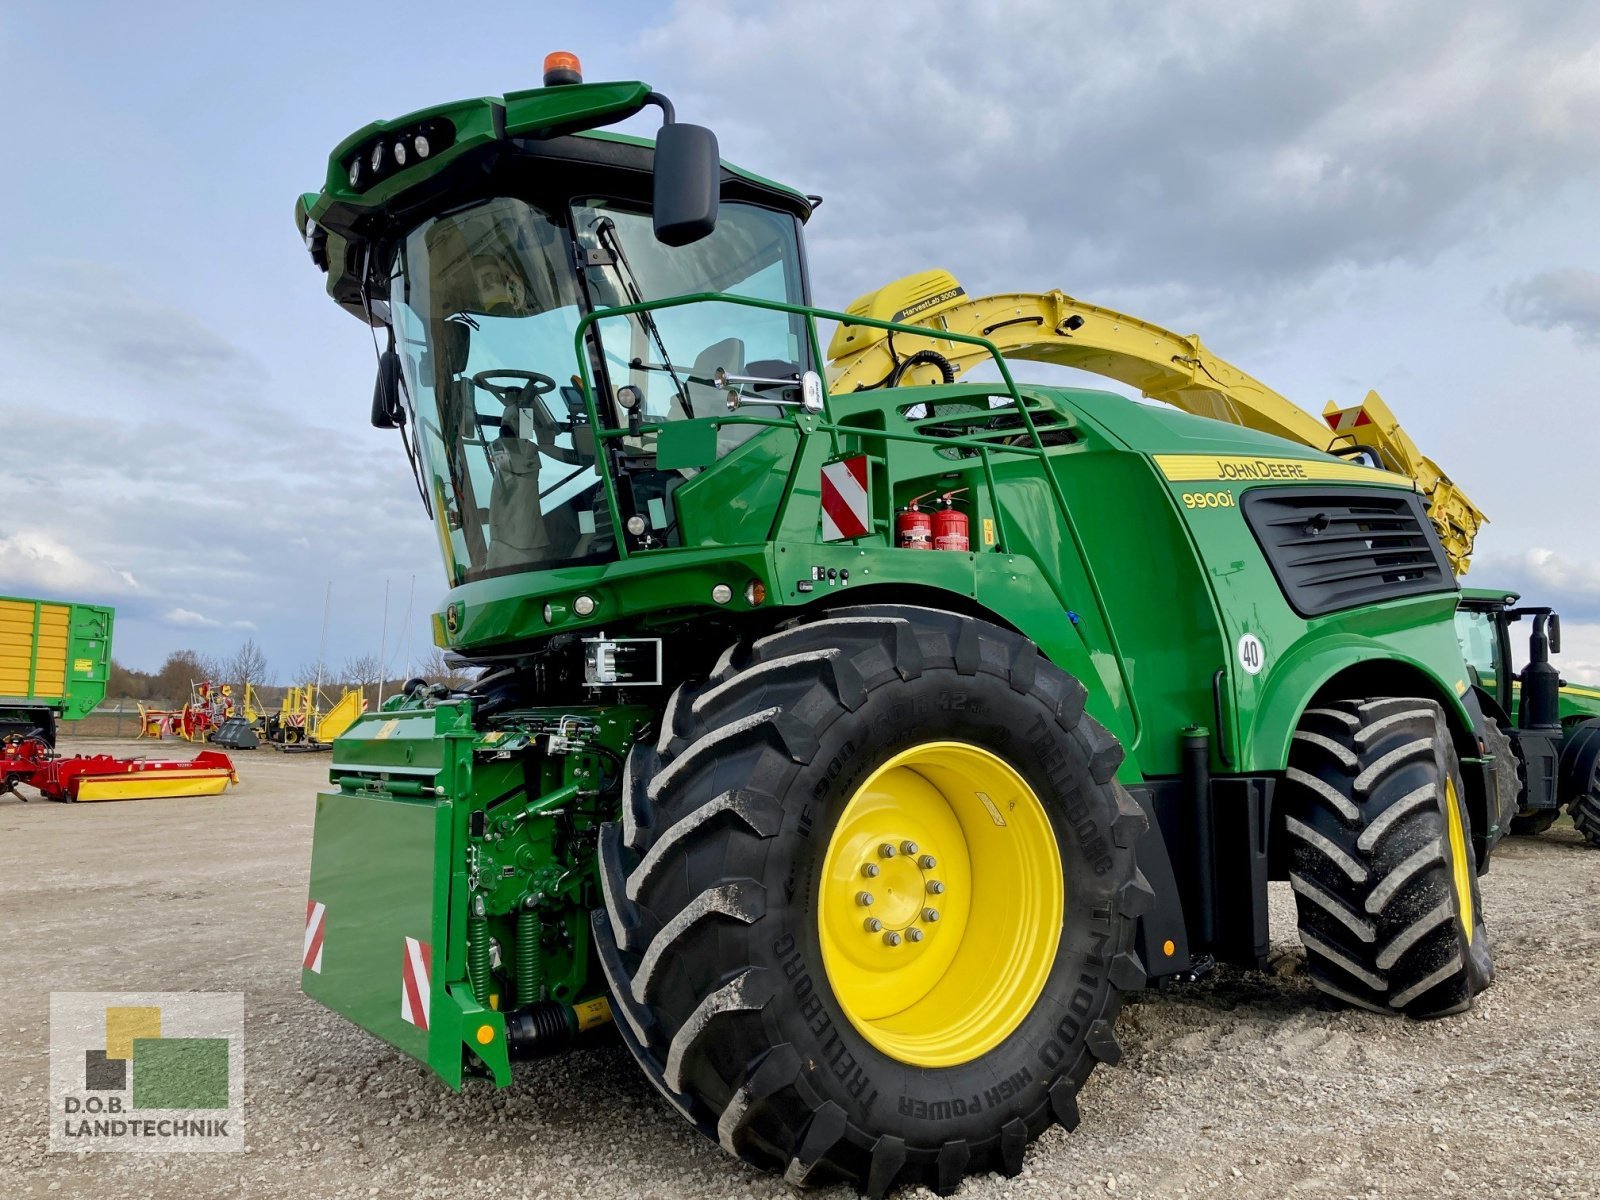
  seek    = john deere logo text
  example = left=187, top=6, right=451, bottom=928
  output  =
left=1153, top=452, right=1406, bottom=487
left=1216, top=458, right=1309, bottom=481
left=49, top=992, right=244, bottom=1153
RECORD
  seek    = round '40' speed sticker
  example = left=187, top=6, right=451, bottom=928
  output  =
left=1237, top=632, right=1265, bottom=675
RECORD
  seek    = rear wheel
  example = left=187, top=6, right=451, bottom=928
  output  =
left=1570, top=784, right=1600, bottom=846
left=1280, top=698, right=1492, bottom=1017
left=593, top=606, right=1151, bottom=1195
left=1480, top=718, right=1533, bottom=837
left=1509, top=809, right=1558, bottom=836
left=1564, top=722, right=1600, bottom=847
left=0, top=709, right=55, bottom=748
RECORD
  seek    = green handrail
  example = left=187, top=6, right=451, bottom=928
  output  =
left=570, top=291, right=1039, bottom=560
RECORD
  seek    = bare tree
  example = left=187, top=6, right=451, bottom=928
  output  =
left=418, top=646, right=477, bottom=689
left=224, top=638, right=270, bottom=697
left=152, top=649, right=222, bottom=707
left=341, top=653, right=385, bottom=706
left=293, top=659, right=329, bottom=690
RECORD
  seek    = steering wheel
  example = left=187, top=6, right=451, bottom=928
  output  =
left=471, top=368, right=589, bottom=468
left=471, top=369, right=558, bottom=404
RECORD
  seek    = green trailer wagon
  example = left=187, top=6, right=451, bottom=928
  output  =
left=0, top=595, right=114, bottom=747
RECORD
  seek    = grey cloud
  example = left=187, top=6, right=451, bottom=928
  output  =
left=1471, top=548, right=1600, bottom=622
left=640, top=1, right=1600, bottom=323
left=0, top=389, right=436, bottom=672
left=1503, top=268, right=1600, bottom=344
left=0, top=263, right=257, bottom=392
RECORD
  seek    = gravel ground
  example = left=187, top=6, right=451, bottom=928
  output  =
left=3, top=736, right=1598, bottom=1199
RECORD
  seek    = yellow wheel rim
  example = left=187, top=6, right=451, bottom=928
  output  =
left=817, top=741, right=1063, bottom=1067
left=1444, top=776, right=1474, bottom=943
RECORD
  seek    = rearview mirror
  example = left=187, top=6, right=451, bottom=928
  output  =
left=653, top=123, right=719, bottom=247
left=1550, top=613, right=1562, bottom=655
left=371, top=349, right=405, bottom=429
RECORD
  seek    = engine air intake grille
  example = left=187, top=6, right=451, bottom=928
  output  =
left=1241, top=487, right=1454, bottom=617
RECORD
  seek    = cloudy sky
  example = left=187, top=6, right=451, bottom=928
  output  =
left=3, top=1, right=1599, bottom=682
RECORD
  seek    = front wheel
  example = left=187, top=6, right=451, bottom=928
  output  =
left=1281, top=698, right=1492, bottom=1017
left=593, top=607, right=1151, bottom=1195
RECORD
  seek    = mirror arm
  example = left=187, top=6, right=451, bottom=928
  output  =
left=644, top=91, right=676, bottom=125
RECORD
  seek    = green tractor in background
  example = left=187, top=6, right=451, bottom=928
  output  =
left=1456, top=587, right=1600, bottom=843
left=295, top=55, right=1506, bottom=1195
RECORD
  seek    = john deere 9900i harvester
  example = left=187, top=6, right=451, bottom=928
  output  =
left=296, top=55, right=1507, bottom=1195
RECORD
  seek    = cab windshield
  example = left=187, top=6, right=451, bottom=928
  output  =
left=390, top=194, right=808, bottom=585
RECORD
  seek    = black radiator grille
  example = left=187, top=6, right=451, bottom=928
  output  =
left=1241, top=487, right=1455, bottom=617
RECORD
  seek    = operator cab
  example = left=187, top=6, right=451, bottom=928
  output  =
left=302, top=55, right=818, bottom=588
left=388, top=192, right=811, bottom=584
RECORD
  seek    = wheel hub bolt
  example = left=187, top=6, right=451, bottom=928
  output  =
left=861, top=863, right=880, bottom=878
left=882, top=930, right=903, bottom=946
left=917, top=854, right=936, bottom=869
left=864, top=917, right=883, bottom=933
left=856, top=891, right=875, bottom=907
left=926, top=880, right=945, bottom=895
left=906, top=928, right=925, bottom=943
left=923, top=907, right=941, bottom=922
left=878, top=843, right=897, bottom=858
left=900, top=840, right=919, bottom=856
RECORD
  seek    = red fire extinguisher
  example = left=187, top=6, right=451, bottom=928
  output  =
left=933, top=490, right=969, bottom=552
left=895, top=492, right=935, bottom=549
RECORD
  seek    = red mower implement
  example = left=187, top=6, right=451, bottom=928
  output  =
left=0, top=735, right=238, bottom=803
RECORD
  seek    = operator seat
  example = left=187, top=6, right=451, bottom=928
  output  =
left=484, top=405, right=578, bottom=571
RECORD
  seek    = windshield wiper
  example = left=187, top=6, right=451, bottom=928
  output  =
left=590, top=216, right=694, bottom=418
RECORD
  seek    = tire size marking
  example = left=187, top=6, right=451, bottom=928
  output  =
left=1237, top=633, right=1265, bottom=676
left=808, top=739, right=858, bottom=809
left=1180, top=490, right=1236, bottom=510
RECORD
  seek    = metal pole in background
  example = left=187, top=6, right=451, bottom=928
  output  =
left=314, top=580, right=331, bottom=716
left=377, top=578, right=391, bottom=706
left=405, top=574, right=416, bottom=678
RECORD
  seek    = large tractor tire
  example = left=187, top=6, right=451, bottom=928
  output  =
left=0, top=708, right=55, bottom=749
left=1481, top=718, right=1550, bottom=837
left=1509, top=808, right=1559, bottom=836
left=1562, top=721, right=1600, bottom=847
left=593, top=606, right=1151, bottom=1195
left=1281, top=698, right=1492, bottom=1017
left=1571, top=795, right=1600, bottom=845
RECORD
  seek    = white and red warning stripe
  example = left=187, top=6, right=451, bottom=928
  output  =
left=1323, top=406, right=1373, bottom=433
left=400, top=936, right=432, bottom=1032
left=820, top=455, right=870, bottom=541
left=303, top=900, right=326, bottom=974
